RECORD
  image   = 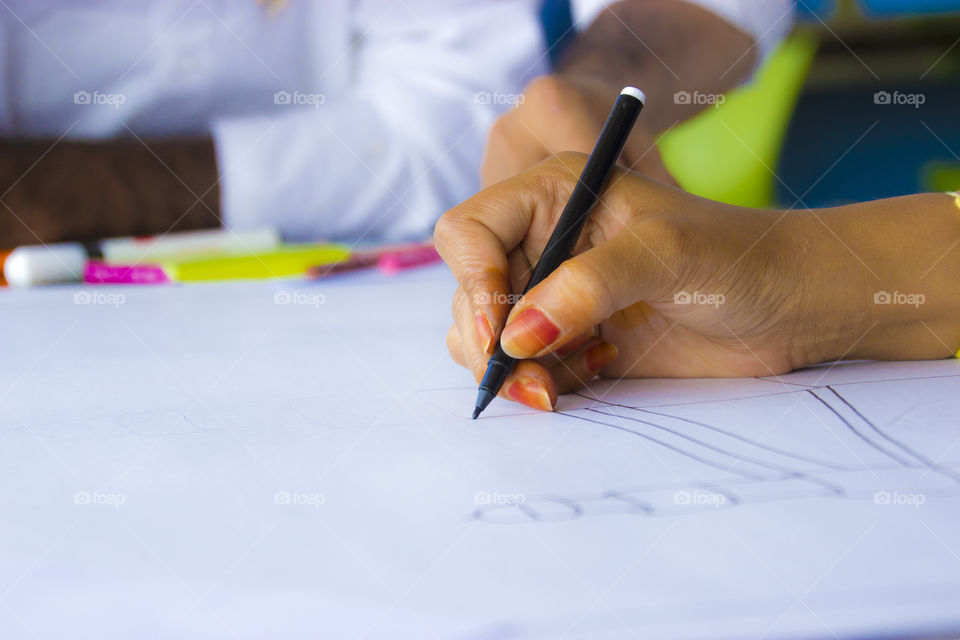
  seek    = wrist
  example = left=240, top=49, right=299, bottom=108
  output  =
left=776, top=207, right=873, bottom=368
left=785, top=196, right=960, bottom=367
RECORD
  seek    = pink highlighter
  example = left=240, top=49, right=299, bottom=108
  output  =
left=83, top=261, right=170, bottom=285
left=376, top=245, right=441, bottom=275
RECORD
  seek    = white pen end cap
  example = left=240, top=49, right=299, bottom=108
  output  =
left=620, top=86, right=646, bottom=105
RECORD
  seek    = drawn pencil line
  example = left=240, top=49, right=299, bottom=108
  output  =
left=808, top=389, right=913, bottom=466
left=828, top=386, right=960, bottom=484
left=572, top=388, right=803, bottom=409
left=558, top=411, right=767, bottom=480
left=580, top=397, right=846, bottom=471
left=587, top=407, right=804, bottom=479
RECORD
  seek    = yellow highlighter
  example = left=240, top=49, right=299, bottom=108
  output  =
left=164, top=244, right=351, bottom=282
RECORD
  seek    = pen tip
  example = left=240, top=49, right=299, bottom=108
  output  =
left=473, top=388, right=495, bottom=420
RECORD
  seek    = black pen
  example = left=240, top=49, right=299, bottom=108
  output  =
left=472, top=86, right=646, bottom=419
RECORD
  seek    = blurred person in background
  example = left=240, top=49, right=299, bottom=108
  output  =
left=482, top=0, right=795, bottom=186
left=0, top=0, right=792, bottom=248
left=0, top=0, right=546, bottom=246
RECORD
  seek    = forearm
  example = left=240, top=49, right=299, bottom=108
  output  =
left=558, top=0, right=757, bottom=132
left=0, top=138, right=220, bottom=248
left=787, top=193, right=960, bottom=365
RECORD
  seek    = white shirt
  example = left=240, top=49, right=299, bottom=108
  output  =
left=0, top=1, right=790, bottom=242
left=0, top=0, right=547, bottom=241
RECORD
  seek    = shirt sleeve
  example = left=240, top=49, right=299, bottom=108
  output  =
left=570, top=0, right=795, bottom=62
left=213, top=2, right=546, bottom=242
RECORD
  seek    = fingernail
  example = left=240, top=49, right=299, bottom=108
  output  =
left=584, top=341, right=619, bottom=373
left=500, top=307, right=561, bottom=357
left=507, top=377, right=554, bottom=412
left=475, top=311, right=494, bottom=355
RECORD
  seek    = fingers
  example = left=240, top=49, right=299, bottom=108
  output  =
left=452, top=288, right=495, bottom=382
left=448, top=323, right=617, bottom=407
left=449, top=287, right=558, bottom=412
left=549, top=338, right=620, bottom=395
left=499, top=221, right=681, bottom=360
left=435, top=162, right=571, bottom=342
left=502, top=359, right=558, bottom=412
left=450, top=285, right=618, bottom=409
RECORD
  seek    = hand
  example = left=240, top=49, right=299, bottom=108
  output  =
left=481, top=75, right=675, bottom=188
left=435, top=153, right=960, bottom=412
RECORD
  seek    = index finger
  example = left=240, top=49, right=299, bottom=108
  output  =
left=433, top=164, right=569, bottom=338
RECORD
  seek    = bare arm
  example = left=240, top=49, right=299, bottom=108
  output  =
left=481, top=0, right=763, bottom=186
left=558, top=0, right=758, bottom=132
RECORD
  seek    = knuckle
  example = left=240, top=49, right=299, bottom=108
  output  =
left=542, top=152, right=590, bottom=183
left=462, top=267, right=494, bottom=305
left=634, top=216, right=689, bottom=264
left=432, top=212, right=461, bottom=255
left=525, top=152, right=588, bottom=201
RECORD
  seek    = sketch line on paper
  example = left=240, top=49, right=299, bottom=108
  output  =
left=630, top=406, right=846, bottom=470
left=826, top=385, right=960, bottom=484
left=560, top=410, right=768, bottom=481
left=808, top=388, right=915, bottom=466
left=585, top=406, right=834, bottom=478
left=471, top=376, right=960, bottom=524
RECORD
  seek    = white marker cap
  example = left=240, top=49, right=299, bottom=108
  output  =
left=620, top=86, right=647, bottom=105
left=4, top=243, right=88, bottom=287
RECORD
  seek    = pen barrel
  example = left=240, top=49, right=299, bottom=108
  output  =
left=479, top=347, right=516, bottom=395
left=522, top=92, right=643, bottom=294
left=473, top=89, right=644, bottom=416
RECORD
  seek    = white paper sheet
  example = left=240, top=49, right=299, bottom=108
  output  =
left=1, top=265, right=959, bottom=639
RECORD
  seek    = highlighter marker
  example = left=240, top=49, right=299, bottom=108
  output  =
left=163, top=245, right=351, bottom=282
left=3, top=227, right=280, bottom=287
left=83, top=261, right=171, bottom=285
left=377, top=245, right=441, bottom=275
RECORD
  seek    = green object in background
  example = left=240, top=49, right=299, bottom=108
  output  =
left=165, top=245, right=351, bottom=282
left=657, top=33, right=819, bottom=209
left=923, top=162, right=960, bottom=192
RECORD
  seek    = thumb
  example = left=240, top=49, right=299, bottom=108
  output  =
left=499, top=221, right=681, bottom=359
